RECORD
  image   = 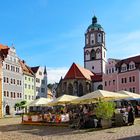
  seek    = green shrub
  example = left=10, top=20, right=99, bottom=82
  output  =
left=95, top=101, right=115, bottom=120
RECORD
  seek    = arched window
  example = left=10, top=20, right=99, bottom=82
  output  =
left=129, top=61, right=135, bottom=70
left=78, top=83, right=83, bottom=97
left=90, top=33, right=95, bottom=45
left=86, top=83, right=91, bottom=93
left=68, top=83, right=73, bottom=95
left=96, top=48, right=101, bottom=59
left=97, top=84, right=103, bottom=90
left=97, top=33, right=102, bottom=43
left=91, top=50, right=96, bottom=60
left=74, top=81, right=78, bottom=95
left=121, top=63, right=127, bottom=72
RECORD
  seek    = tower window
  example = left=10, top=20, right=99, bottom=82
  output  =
left=90, top=33, right=95, bottom=45
left=97, top=33, right=102, bottom=43
left=91, top=50, right=96, bottom=60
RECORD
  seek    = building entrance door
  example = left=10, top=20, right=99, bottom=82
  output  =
left=6, top=105, right=10, bottom=115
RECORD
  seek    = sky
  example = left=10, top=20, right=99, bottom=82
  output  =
left=0, top=0, right=140, bottom=84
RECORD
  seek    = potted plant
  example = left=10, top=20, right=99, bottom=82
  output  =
left=95, top=101, right=115, bottom=128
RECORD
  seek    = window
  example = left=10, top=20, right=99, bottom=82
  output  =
left=129, top=77, right=132, bottom=82
left=25, top=95, right=27, bottom=99
left=6, top=64, right=8, bottom=69
left=121, top=78, right=124, bottom=84
left=25, top=84, right=27, bottom=88
left=17, top=93, right=19, bottom=98
left=7, top=65, right=10, bottom=70
left=132, top=87, right=135, bottom=93
left=13, top=66, right=15, bottom=72
left=4, top=91, right=6, bottom=97
left=106, top=69, right=108, bottom=74
left=28, top=85, right=30, bottom=89
left=129, top=88, right=132, bottom=92
left=29, top=95, right=31, bottom=100
left=91, top=50, right=96, bottom=60
left=129, top=61, right=135, bottom=70
left=32, top=78, right=34, bottom=82
left=109, top=69, right=111, bottom=74
left=42, top=80, right=45, bottom=84
left=13, top=92, right=16, bottom=98
left=7, top=91, right=9, bottom=97
left=124, top=78, right=127, bottom=83
left=112, top=68, right=114, bottom=73
left=41, top=88, right=45, bottom=93
left=28, top=77, right=30, bottom=81
left=4, top=77, right=6, bottom=83
left=16, top=67, right=19, bottom=72
left=32, top=86, right=34, bottom=89
left=113, top=80, right=115, bottom=85
left=132, top=76, right=135, bottom=82
left=90, top=33, right=95, bottom=45
left=20, top=93, right=22, bottom=98
left=11, top=92, right=13, bottom=98
left=36, top=87, right=40, bottom=92
left=39, top=71, right=42, bottom=75
left=105, top=81, right=107, bottom=86
left=97, top=33, right=102, bottom=43
left=121, top=63, right=127, bottom=72
left=86, top=35, right=89, bottom=44
left=17, top=80, right=19, bottom=85
left=11, top=78, right=13, bottom=84
left=36, top=78, right=40, bottom=83
left=25, top=77, right=27, bottom=80
left=13, top=79, right=15, bottom=84
left=20, top=80, right=21, bottom=85
left=7, top=78, right=9, bottom=83
left=32, top=96, right=34, bottom=100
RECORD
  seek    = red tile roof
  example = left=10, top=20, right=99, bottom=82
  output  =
left=64, top=63, right=94, bottom=80
left=116, top=55, right=140, bottom=67
left=0, top=48, right=9, bottom=61
left=19, top=60, right=34, bottom=76
left=30, top=66, right=40, bottom=74
left=91, top=74, right=102, bottom=82
left=0, top=44, right=8, bottom=49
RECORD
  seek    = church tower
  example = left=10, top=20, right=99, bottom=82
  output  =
left=84, top=16, right=107, bottom=76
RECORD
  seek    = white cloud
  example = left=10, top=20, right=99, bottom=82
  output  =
left=107, top=30, right=140, bottom=59
left=47, top=67, right=68, bottom=84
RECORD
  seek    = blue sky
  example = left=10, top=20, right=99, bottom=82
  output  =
left=0, top=0, right=140, bottom=83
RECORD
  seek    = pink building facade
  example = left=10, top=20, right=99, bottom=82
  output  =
left=103, top=56, right=140, bottom=94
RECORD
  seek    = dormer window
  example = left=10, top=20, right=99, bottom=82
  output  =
left=129, top=61, right=135, bottom=70
left=121, top=63, right=127, bottom=72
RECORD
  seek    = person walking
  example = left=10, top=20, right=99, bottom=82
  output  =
left=128, top=105, right=135, bottom=125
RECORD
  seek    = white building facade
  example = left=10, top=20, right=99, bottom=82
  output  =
left=2, top=47, right=23, bottom=116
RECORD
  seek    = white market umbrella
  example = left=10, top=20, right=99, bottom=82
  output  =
left=118, top=90, right=140, bottom=99
left=47, top=94, right=78, bottom=106
left=71, top=90, right=129, bottom=104
left=28, top=97, right=52, bottom=106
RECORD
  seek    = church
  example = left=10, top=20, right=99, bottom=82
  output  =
left=56, top=15, right=106, bottom=97
left=56, top=15, right=140, bottom=97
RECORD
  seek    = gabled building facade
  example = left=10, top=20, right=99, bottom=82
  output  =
left=56, top=63, right=94, bottom=97
left=19, top=60, right=35, bottom=103
left=1, top=46, right=23, bottom=116
left=103, top=56, right=140, bottom=93
left=31, top=66, right=47, bottom=98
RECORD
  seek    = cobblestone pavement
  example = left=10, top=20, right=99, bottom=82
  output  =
left=0, top=117, right=140, bottom=140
